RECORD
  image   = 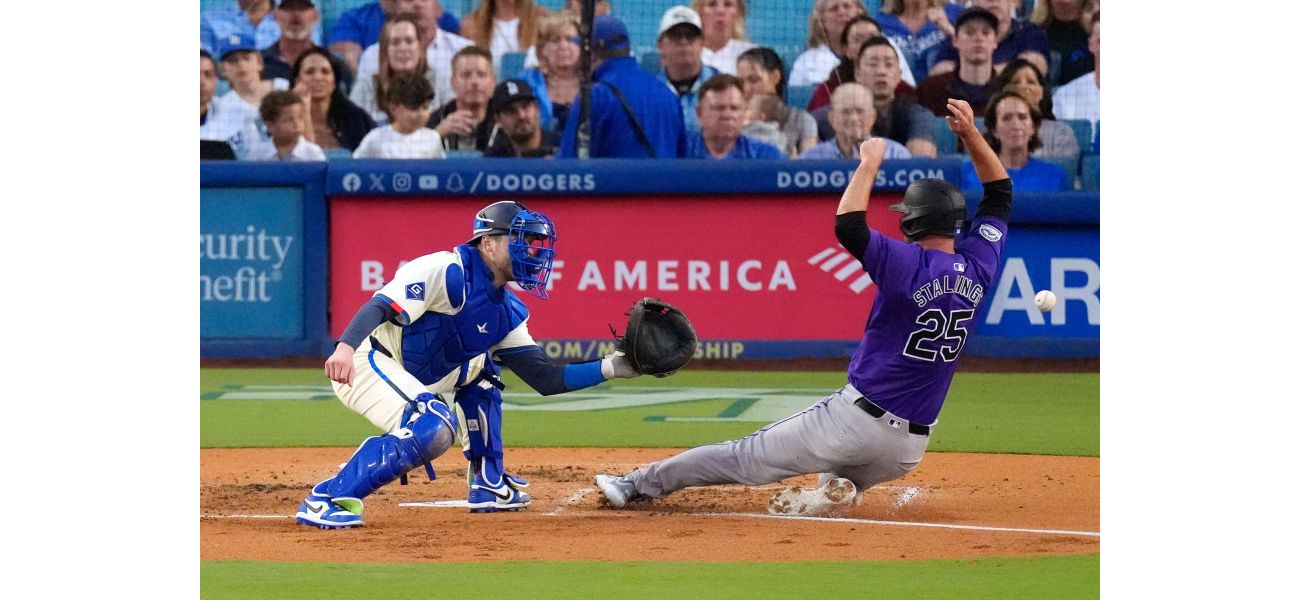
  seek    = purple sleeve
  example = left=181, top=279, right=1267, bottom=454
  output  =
left=863, top=229, right=920, bottom=295
left=957, top=216, right=1008, bottom=279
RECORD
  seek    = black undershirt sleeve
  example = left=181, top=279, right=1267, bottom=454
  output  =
left=495, top=347, right=571, bottom=396
left=974, top=178, right=1013, bottom=222
left=835, top=211, right=870, bottom=266
left=338, top=297, right=399, bottom=349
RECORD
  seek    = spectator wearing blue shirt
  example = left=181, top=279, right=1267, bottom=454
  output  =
left=800, top=83, right=910, bottom=160
left=876, top=0, right=956, bottom=82
left=558, top=16, right=686, bottom=158
left=656, top=6, right=720, bottom=132
left=328, top=0, right=460, bottom=76
left=929, top=0, right=1049, bottom=80
left=202, top=0, right=322, bottom=59
left=961, top=90, right=1069, bottom=191
left=685, top=75, right=782, bottom=159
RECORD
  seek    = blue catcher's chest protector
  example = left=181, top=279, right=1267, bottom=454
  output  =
left=400, top=245, right=530, bottom=386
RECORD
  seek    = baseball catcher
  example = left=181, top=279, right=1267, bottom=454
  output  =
left=299, top=201, right=695, bottom=529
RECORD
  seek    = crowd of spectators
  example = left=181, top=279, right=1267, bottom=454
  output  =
left=201, top=0, right=1100, bottom=189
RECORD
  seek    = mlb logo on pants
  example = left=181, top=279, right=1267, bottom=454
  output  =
left=888, top=419, right=901, bottom=429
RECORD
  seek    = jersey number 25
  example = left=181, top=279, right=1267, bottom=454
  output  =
left=903, top=309, right=975, bottom=362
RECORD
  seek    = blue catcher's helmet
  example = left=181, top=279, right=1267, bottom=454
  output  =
left=468, top=201, right=557, bottom=299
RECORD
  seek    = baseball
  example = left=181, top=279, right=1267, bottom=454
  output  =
left=1034, top=290, right=1057, bottom=312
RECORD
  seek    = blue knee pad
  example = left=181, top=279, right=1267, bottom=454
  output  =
left=313, top=400, right=457, bottom=500
left=455, top=381, right=508, bottom=485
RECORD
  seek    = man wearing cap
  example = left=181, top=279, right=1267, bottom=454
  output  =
left=260, top=1, right=355, bottom=93
left=201, top=0, right=322, bottom=59
left=915, top=8, right=1001, bottom=117
left=558, top=15, right=686, bottom=158
left=484, top=80, right=560, bottom=158
left=656, top=6, right=719, bottom=132
left=927, top=0, right=1049, bottom=79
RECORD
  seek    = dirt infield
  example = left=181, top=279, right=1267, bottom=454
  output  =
left=201, top=448, right=1098, bottom=563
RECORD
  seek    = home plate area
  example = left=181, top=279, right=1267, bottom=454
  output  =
left=200, top=447, right=1098, bottom=563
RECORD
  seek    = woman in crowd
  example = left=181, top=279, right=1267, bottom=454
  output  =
left=519, top=10, right=580, bottom=132
left=693, top=0, right=755, bottom=75
left=459, top=0, right=549, bottom=72
left=349, top=15, right=434, bottom=124
left=806, top=14, right=914, bottom=112
left=735, top=47, right=818, bottom=157
left=291, top=47, right=376, bottom=152
left=789, top=0, right=865, bottom=87
left=876, top=0, right=953, bottom=82
left=962, top=90, right=1070, bottom=192
left=992, top=58, right=1078, bottom=159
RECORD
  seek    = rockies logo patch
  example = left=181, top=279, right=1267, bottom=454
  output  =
left=405, top=282, right=425, bottom=300
left=978, top=224, right=1003, bottom=242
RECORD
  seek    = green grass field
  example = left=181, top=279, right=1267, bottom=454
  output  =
left=202, top=556, right=1100, bottom=599
left=200, top=367, right=1099, bottom=597
left=201, top=368, right=1099, bottom=456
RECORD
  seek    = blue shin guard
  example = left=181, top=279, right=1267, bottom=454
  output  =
left=456, top=382, right=530, bottom=512
left=310, top=400, right=458, bottom=503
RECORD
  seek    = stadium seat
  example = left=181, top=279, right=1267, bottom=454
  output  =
left=786, top=85, right=815, bottom=111
left=1081, top=155, right=1100, bottom=192
left=500, top=52, right=527, bottom=80
left=1040, top=155, right=1080, bottom=191
left=1062, top=119, right=1093, bottom=155
left=324, top=148, right=354, bottom=161
left=932, top=116, right=957, bottom=154
left=446, top=149, right=484, bottom=159
left=638, top=51, right=661, bottom=76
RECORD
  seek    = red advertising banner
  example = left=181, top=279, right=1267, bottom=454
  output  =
left=330, top=194, right=907, bottom=341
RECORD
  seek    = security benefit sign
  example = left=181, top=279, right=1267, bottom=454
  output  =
left=200, top=187, right=303, bottom=338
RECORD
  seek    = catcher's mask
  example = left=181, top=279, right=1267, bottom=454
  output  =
left=889, top=178, right=967, bottom=242
left=469, top=200, right=557, bottom=299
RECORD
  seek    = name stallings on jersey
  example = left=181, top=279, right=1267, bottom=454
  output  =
left=912, top=274, right=984, bottom=308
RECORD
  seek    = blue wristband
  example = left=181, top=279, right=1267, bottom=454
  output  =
left=561, top=360, right=606, bottom=391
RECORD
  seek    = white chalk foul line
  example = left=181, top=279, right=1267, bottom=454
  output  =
left=704, top=512, right=1099, bottom=538
left=202, top=514, right=293, bottom=519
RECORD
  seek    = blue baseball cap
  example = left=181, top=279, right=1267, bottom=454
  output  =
left=591, top=15, right=630, bottom=51
left=217, top=33, right=258, bottom=62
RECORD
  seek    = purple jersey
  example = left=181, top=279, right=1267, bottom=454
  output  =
left=847, top=214, right=1008, bottom=425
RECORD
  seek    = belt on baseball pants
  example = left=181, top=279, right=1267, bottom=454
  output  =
left=853, top=397, right=931, bottom=436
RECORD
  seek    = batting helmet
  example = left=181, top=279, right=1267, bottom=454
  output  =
left=467, top=201, right=558, bottom=299
left=889, top=179, right=967, bottom=242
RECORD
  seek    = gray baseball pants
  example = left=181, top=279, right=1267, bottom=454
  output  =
left=627, top=383, right=930, bottom=497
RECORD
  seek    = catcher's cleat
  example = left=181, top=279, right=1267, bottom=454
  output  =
left=295, top=494, right=364, bottom=529
left=767, top=477, right=857, bottom=516
left=595, top=474, right=642, bottom=508
left=467, top=473, right=532, bottom=513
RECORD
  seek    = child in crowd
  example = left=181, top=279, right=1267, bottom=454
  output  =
left=249, top=91, right=326, bottom=161
left=741, top=94, right=790, bottom=156
left=353, top=72, right=447, bottom=159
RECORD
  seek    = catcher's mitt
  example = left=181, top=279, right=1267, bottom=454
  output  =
left=614, top=297, right=698, bottom=377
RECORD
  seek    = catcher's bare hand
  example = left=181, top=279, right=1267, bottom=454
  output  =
left=944, top=99, right=977, bottom=139
left=325, top=343, right=356, bottom=386
left=858, top=138, right=886, bottom=173
left=601, top=351, right=640, bottom=379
